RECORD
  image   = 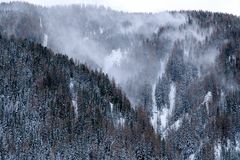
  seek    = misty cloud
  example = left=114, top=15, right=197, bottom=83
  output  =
left=31, top=5, right=223, bottom=106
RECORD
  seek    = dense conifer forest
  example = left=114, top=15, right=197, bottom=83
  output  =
left=0, top=2, right=239, bottom=159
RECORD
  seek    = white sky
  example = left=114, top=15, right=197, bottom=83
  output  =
left=1, top=0, right=240, bottom=16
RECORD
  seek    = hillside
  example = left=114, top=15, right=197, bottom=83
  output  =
left=0, top=2, right=240, bottom=159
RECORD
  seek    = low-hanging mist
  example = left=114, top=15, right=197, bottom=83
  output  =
left=36, top=5, right=219, bottom=107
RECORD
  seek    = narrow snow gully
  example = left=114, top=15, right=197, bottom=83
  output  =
left=169, top=83, right=176, bottom=114
left=151, top=80, right=176, bottom=134
left=159, top=82, right=176, bottom=131
left=214, top=142, right=222, bottom=160
left=151, top=83, right=159, bottom=132
left=150, top=59, right=170, bottom=133
left=69, top=78, right=78, bottom=119
left=110, top=102, right=113, bottom=114
left=117, top=117, right=125, bottom=127
left=109, top=102, right=125, bottom=128
left=202, top=91, right=212, bottom=115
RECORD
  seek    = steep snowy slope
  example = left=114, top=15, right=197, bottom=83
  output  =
left=0, top=34, right=163, bottom=159
left=0, top=2, right=240, bottom=159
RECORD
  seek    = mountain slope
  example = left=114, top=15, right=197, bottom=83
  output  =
left=0, top=35, right=163, bottom=159
left=0, top=2, right=240, bottom=160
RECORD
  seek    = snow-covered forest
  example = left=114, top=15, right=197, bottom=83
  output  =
left=0, top=2, right=240, bottom=159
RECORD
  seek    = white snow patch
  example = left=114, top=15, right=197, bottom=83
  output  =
left=226, top=139, right=231, bottom=151
left=229, top=55, right=237, bottom=64
left=220, top=90, right=224, bottom=99
left=214, top=142, right=222, bottom=160
left=203, top=91, right=212, bottom=114
left=110, top=102, right=113, bottom=113
left=204, top=91, right=212, bottom=104
left=188, top=154, right=195, bottom=160
left=72, top=100, right=78, bottom=116
left=159, top=107, right=168, bottom=130
left=69, top=78, right=78, bottom=119
left=232, top=55, right=236, bottom=62
left=184, top=47, right=190, bottom=58
left=162, top=116, right=184, bottom=138
left=69, top=80, right=74, bottom=90
left=172, top=118, right=182, bottom=130
left=69, top=80, right=74, bottom=89
left=236, top=140, right=240, bottom=152
left=117, top=117, right=125, bottom=127
left=187, top=140, right=204, bottom=160
left=169, top=83, right=176, bottom=113
left=43, top=33, right=48, bottom=47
